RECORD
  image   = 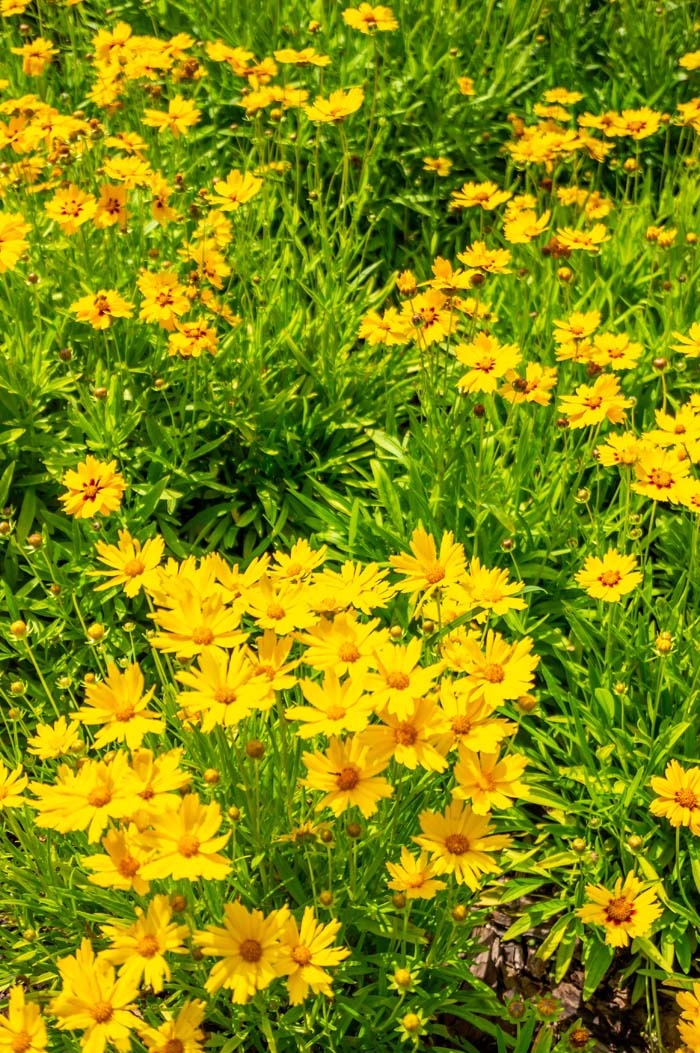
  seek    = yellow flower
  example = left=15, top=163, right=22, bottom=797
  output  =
left=390, top=526, right=467, bottom=601
left=45, top=183, right=97, bottom=234
left=244, top=575, right=317, bottom=635
left=139, top=794, right=231, bottom=882
left=286, top=671, right=375, bottom=738
left=27, top=716, right=82, bottom=760
left=365, top=638, right=442, bottom=720
left=211, top=169, right=262, bottom=211
left=81, top=824, right=151, bottom=896
left=70, top=289, right=134, bottom=330
left=342, top=3, right=398, bottom=32
left=168, top=319, right=219, bottom=358
left=459, top=630, right=539, bottom=708
left=176, top=647, right=271, bottom=730
left=457, top=241, right=512, bottom=274
left=558, top=374, right=632, bottom=428
left=0, top=986, right=47, bottom=1053
left=650, top=760, right=700, bottom=835
left=577, top=873, right=662, bottom=947
left=59, top=455, right=127, bottom=519
left=305, top=87, right=364, bottom=123
left=452, top=747, right=528, bottom=812
left=457, top=76, right=475, bottom=96
left=499, top=362, right=558, bottom=406
left=436, top=677, right=518, bottom=753
left=92, top=530, right=165, bottom=597
left=553, top=310, right=601, bottom=344
left=0, top=212, right=30, bottom=272
left=137, top=270, right=190, bottom=330
left=75, top=662, right=163, bottom=750
left=273, top=47, right=331, bottom=67
left=136, top=1000, right=206, bottom=1053
left=50, top=939, right=140, bottom=1052
left=386, top=847, right=447, bottom=899
left=99, top=895, right=188, bottom=993
left=555, top=223, right=610, bottom=252
left=142, top=94, right=201, bottom=137
left=590, top=332, right=643, bottom=370
left=456, top=332, right=522, bottom=394
left=277, top=907, right=350, bottom=1004
left=94, top=184, right=129, bottom=229
left=193, top=901, right=287, bottom=1003
left=632, top=448, right=691, bottom=502
left=31, top=753, right=142, bottom=842
left=680, top=50, right=700, bottom=70
left=270, top=538, right=327, bottom=582
left=399, top=289, right=455, bottom=345
left=301, top=735, right=393, bottom=817
left=450, top=181, right=511, bottom=211
left=150, top=591, right=246, bottom=657
left=0, top=759, right=28, bottom=809
left=503, top=208, right=551, bottom=244
left=422, top=156, right=452, bottom=177
left=11, top=36, right=57, bottom=75
left=296, top=612, right=387, bottom=676
left=575, top=549, right=642, bottom=602
left=413, top=799, right=512, bottom=888
left=129, top=748, right=190, bottom=827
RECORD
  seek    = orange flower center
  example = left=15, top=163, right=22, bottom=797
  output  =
left=214, top=686, right=238, bottom=705
left=291, top=944, right=312, bottom=966
left=483, top=663, right=505, bottom=683
left=266, top=603, right=285, bottom=620
left=239, top=938, right=262, bottom=963
left=405, top=872, right=426, bottom=888
left=444, top=833, right=470, bottom=855
left=674, top=424, right=686, bottom=435
left=386, top=671, right=410, bottom=690
left=155, top=291, right=175, bottom=306
left=91, top=1001, right=114, bottom=1023
left=115, top=703, right=136, bottom=722
left=11, top=1032, right=31, bottom=1053
left=338, top=642, right=361, bottom=663
left=598, top=570, right=621, bottom=587
left=285, top=562, right=303, bottom=577
left=94, top=295, right=112, bottom=314
left=326, top=705, right=347, bottom=721
left=139, top=785, right=155, bottom=800
left=649, top=468, right=673, bottom=488
left=117, top=855, right=140, bottom=877
left=675, top=788, right=699, bottom=809
left=177, top=834, right=200, bottom=857
left=163, top=1041, right=185, bottom=1053
left=451, top=715, right=472, bottom=735
left=394, top=723, right=418, bottom=746
left=584, top=396, right=603, bottom=410
left=192, top=626, right=214, bottom=645
left=336, top=766, right=360, bottom=791
left=83, top=483, right=99, bottom=500
left=425, top=562, right=446, bottom=584
left=123, top=558, right=145, bottom=577
left=137, top=934, right=160, bottom=958
left=87, top=785, right=113, bottom=808
left=605, top=896, right=634, bottom=923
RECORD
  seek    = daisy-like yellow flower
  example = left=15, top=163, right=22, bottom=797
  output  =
left=0, top=986, right=47, bottom=1053
left=650, top=760, right=700, bottom=835
left=459, top=630, right=539, bottom=708
left=211, top=169, right=263, bottom=211
left=450, top=180, right=511, bottom=211
left=59, top=455, right=127, bottom=519
left=359, top=696, right=450, bottom=772
left=296, top=612, right=387, bottom=675
left=677, top=984, right=700, bottom=1023
left=99, top=895, right=188, bottom=993
left=92, top=530, right=164, bottom=597
left=558, top=374, right=632, bottom=429
left=81, top=824, right=151, bottom=896
left=671, top=323, right=700, bottom=357
left=365, top=638, right=443, bottom=720
left=457, top=75, right=475, bottom=95
left=309, top=560, right=394, bottom=615
left=168, top=319, right=219, bottom=358
left=436, top=678, right=518, bottom=753
left=0, top=759, right=28, bottom=810
left=247, top=629, right=299, bottom=697
left=277, top=907, right=350, bottom=1004
left=680, top=50, right=700, bottom=70
left=27, top=715, right=82, bottom=760
left=575, top=549, right=642, bottom=602
left=646, top=404, right=700, bottom=454
left=457, top=557, right=526, bottom=618
left=595, top=432, right=652, bottom=469
left=390, top=526, right=467, bottom=601
left=555, top=223, right=610, bottom=252
left=11, top=36, right=57, bottom=75
left=129, top=748, right=190, bottom=828
left=176, top=647, right=271, bottom=730
left=75, top=662, right=163, bottom=750
left=590, top=332, right=643, bottom=370
left=139, top=794, right=231, bottom=882
left=342, top=3, right=398, bottom=32
left=305, top=87, right=364, bottom=123
left=456, top=332, right=522, bottom=394
left=50, top=939, right=140, bottom=1052
left=301, top=735, right=393, bottom=817
left=286, top=671, right=375, bottom=738
left=137, top=1000, right=206, bottom=1053
left=70, top=289, right=134, bottom=330
left=137, top=270, right=190, bottom=331
left=609, top=107, right=661, bottom=140
left=456, top=241, right=512, bottom=274
left=452, top=747, right=528, bottom=812
left=413, top=800, right=512, bottom=888
left=386, top=847, right=447, bottom=899
left=270, top=538, right=328, bottom=583
left=274, top=47, right=331, bottom=66
left=194, top=901, right=287, bottom=1004
left=500, top=362, right=558, bottom=406
left=150, top=591, right=246, bottom=657
left=0, top=212, right=30, bottom=272
left=142, top=94, right=201, bottom=137
left=632, top=448, right=691, bottom=503
left=31, top=753, right=142, bottom=843
left=358, top=307, right=411, bottom=346
left=94, top=184, right=129, bottom=229
left=422, top=156, right=452, bottom=177
left=45, top=184, right=97, bottom=234
left=400, top=289, right=455, bottom=345
left=577, top=872, right=662, bottom=947
left=678, top=1017, right=700, bottom=1051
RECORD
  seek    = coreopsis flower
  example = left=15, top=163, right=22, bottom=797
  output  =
left=678, top=1017, right=700, bottom=1052
left=27, top=715, right=81, bottom=760
left=0, top=986, right=47, bottom=1053
left=139, top=794, right=231, bottom=881
left=138, top=270, right=190, bottom=330
left=678, top=478, right=700, bottom=513
left=142, top=94, right=201, bottom=137
left=0, top=212, right=30, bottom=272
left=647, top=405, right=700, bottom=453
left=386, top=847, right=447, bottom=899
left=1, top=0, right=31, bottom=14
left=247, top=629, right=299, bottom=696
left=590, top=332, right=643, bottom=370
left=277, top=908, right=350, bottom=1004
left=11, top=36, right=57, bottom=75
left=358, top=307, right=410, bottom=345
left=137, top=1000, right=206, bottom=1053
left=194, top=902, right=287, bottom=1003
left=50, top=939, right=140, bottom=1051
left=459, top=630, right=539, bottom=707
left=678, top=98, right=700, bottom=132
left=413, top=800, right=512, bottom=888
left=176, top=647, right=271, bottom=730
left=596, top=432, right=652, bottom=468
left=577, top=873, right=662, bottom=947
left=92, top=530, right=164, bottom=596
left=244, top=576, right=317, bottom=634
left=359, top=696, right=450, bottom=772
left=59, top=456, right=127, bottom=518
left=305, top=87, right=364, bottom=123
left=553, top=310, right=601, bottom=344
left=452, top=747, right=528, bottom=812
left=632, top=448, right=691, bottom=502
left=342, top=3, right=397, bottom=32
left=296, top=612, right=387, bottom=675
left=270, top=538, right=327, bottom=582
left=544, top=87, right=583, bottom=104
left=450, top=180, right=512, bottom=211
left=650, top=760, right=700, bottom=835
left=503, top=209, right=550, bottom=244
left=0, top=760, right=28, bottom=810
left=558, top=374, right=632, bottom=428
left=81, top=824, right=151, bottom=896
left=500, top=362, right=558, bottom=406
left=457, top=242, right=512, bottom=274
left=575, top=549, right=642, bottom=603
left=211, top=168, right=262, bottom=211
left=45, top=184, right=98, bottom=234
left=609, top=107, right=661, bottom=139
left=555, top=223, right=610, bottom=252
left=458, top=76, right=475, bottom=95
left=150, top=592, right=246, bottom=657
left=436, top=678, right=518, bottom=753
left=390, top=526, right=467, bottom=600
left=103, top=155, right=154, bottom=188
left=456, top=332, right=522, bottom=394
left=75, top=662, right=163, bottom=750
left=70, top=289, right=134, bottom=329
left=94, top=184, right=129, bottom=228
left=286, top=671, right=375, bottom=738
left=677, top=984, right=700, bottom=1024
left=99, top=895, right=188, bottom=992
left=301, top=735, right=393, bottom=817
left=309, top=560, right=393, bottom=615
left=31, top=753, right=142, bottom=842
left=671, top=323, right=700, bottom=356
left=274, top=47, right=330, bottom=66
left=428, top=257, right=475, bottom=293
left=400, top=289, right=454, bottom=345
left=168, top=319, right=219, bottom=358
left=365, top=639, right=443, bottom=719
left=423, top=156, right=452, bottom=176
left=680, top=50, right=700, bottom=70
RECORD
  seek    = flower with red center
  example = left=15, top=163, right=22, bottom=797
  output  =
left=574, top=548, right=642, bottom=602
left=142, top=94, right=201, bottom=138
left=59, top=455, right=127, bottom=519
left=45, top=183, right=97, bottom=234
left=70, top=289, right=134, bottom=330
left=632, top=448, right=691, bottom=503
left=342, top=3, right=398, bottom=33
left=558, top=373, right=632, bottom=428
left=577, top=872, right=662, bottom=947
left=137, top=270, right=190, bottom=330
left=650, top=760, right=700, bottom=835
left=456, top=332, right=522, bottom=394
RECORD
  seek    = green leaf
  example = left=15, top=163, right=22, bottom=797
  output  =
left=582, top=940, right=614, bottom=1000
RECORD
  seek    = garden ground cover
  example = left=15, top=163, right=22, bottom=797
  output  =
left=3, top=0, right=700, bottom=1050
